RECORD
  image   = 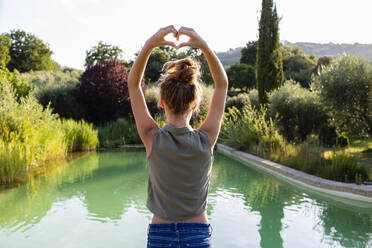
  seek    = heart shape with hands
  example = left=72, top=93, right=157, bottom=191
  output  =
left=149, top=26, right=205, bottom=50
left=164, top=33, right=190, bottom=48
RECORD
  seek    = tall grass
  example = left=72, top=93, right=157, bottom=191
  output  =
left=62, top=119, right=98, bottom=152
left=96, top=118, right=141, bottom=148
left=0, top=68, right=98, bottom=185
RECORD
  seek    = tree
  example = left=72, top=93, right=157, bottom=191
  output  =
left=311, top=55, right=372, bottom=138
left=256, top=0, right=284, bottom=104
left=226, top=63, right=256, bottom=91
left=5, top=30, right=59, bottom=72
left=0, top=35, right=11, bottom=67
left=240, top=41, right=257, bottom=66
left=144, top=47, right=171, bottom=83
left=183, top=47, right=213, bottom=85
left=85, top=41, right=124, bottom=67
left=281, top=45, right=317, bottom=88
left=79, top=58, right=145, bottom=122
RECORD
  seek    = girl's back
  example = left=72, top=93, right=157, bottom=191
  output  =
left=147, top=124, right=213, bottom=221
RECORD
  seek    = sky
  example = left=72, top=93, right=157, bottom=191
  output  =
left=1, top=0, right=372, bottom=69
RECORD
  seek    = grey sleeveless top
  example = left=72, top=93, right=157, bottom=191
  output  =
left=146, top=123, right=214, bottom=221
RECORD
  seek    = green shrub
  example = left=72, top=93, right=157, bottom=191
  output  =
left=226, top=63, right=256, bottom=91
left=20, top=68, right=82, bottom=92
left=225, top=93, right=250, bottom=111
left=336, top=134, right=350, bottom=148
left=97, top=118, right=141, bottom=147
left=268, top=80, right=329, bottom=143
left=320, top=151, right=369, bottom=183
left=220, top=104, right=286, bottom=154
left=37, top=84, right=86, bottom=120
left=144, top=86, right=161, bottom=116
left=21, top=69, right=85, bottom=119
left=0, top=66, right=32, bottom=101
left=305, top=134, right=320, bottom=146
left=311, top=54, right=372, bottom=138
left=318, top=124, right=337, bottom=147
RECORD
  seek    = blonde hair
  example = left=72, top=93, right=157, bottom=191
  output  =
left=158, top=57, right=202, bottom=115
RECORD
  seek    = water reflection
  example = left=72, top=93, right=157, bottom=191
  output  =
left=0, top=150, right=371, bottom=248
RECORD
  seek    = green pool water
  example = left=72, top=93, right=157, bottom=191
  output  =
left=0, top=150, right=371, bottom=248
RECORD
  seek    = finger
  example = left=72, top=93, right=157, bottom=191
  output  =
left=162, top=41, right=178, bottom=49
left=176, top=42, right=191, bottom=49
left=177, top=26, right=193, bottom=38
left=161, top=25, right=178, bottom=38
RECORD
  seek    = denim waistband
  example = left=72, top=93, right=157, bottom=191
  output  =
left=148, top=222, right=212, bottom=233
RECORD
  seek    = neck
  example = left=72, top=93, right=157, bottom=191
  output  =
left=165, top=109, right=192, bottom=128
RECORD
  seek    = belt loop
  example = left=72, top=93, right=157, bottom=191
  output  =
left=174, top=222, right=178, bottom=231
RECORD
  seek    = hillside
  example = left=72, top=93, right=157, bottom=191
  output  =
left=217, top=42, right=372, bottom=66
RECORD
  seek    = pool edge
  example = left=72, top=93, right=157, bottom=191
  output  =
left=216, top=143, right=372, bottom=203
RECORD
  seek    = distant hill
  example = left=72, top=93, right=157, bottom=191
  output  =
left=216, top=47, right=243, bottom=66
left=216, top=42, right=372, bottom=66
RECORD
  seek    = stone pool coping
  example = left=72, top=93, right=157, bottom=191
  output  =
left=216, top=143, right=372, bottom=203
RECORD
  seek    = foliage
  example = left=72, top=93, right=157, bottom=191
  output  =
left=0, top=35, right=11, bottom=67
left=315, top=56, right=333, bottom=72
left=226, top=63, right=256, bottom=91
left=96, top=118, right=141, bottom=147
left=220, top=104, right=369, bottom=183
left=220, top=104, right=286, bottom=153
left=281, top=45, right=317, bottom=88
left=336, top=134, right=350, bottom=148
left=318, top=124, right=338, bottom=147
left=20, top=67, right=83, bottom=92
left=0, top=71, right=98, bottom=184
left=144, top=85, right=161, bottom=116
left=85, top=41, right=124, bottom=67
left=320, top=151, right=369, bottom=183
left=145, top=47, right=172, bottom=83
left=4, top=29, right=60, bottom=72
left=256, top=0, right=284, bottom=104
left=311, top=54, right=372, bottom=138
left=268, top=80, right=329, bottom=143
left=240, top=41, right=257, bottom=66
left=0, top=66, right=33, bottom=101
left=225, top=93, right=250, bottom=111
left=79, top=58, right=142, bottom=123
left=38, top=84, right=86, bottom=120
left=62, top=119, right=98, bottom=152
left=21, top=69, right=85, bottom=119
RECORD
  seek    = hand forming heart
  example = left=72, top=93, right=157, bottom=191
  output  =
left=146, top=25, right=207, bottom=50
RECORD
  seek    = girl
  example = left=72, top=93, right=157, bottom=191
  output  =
left=128, top=25, right=228, bottom=248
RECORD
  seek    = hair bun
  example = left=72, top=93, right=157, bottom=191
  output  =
left=164, top=58, right=200, bottom=85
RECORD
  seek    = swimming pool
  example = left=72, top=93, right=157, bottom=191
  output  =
left=0, top=150, right=371, bottom=247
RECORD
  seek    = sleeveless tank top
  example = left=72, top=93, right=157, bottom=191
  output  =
left=146, top=123, right=214, bottom=221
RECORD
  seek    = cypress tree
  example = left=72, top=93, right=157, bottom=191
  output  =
left=256, top=0, right=284, bottom=104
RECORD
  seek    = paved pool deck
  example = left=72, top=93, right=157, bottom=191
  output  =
left=216, top=143, right=372, bottom=203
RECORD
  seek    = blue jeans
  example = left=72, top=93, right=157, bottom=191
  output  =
left=147, top=222, right=213, bottom=247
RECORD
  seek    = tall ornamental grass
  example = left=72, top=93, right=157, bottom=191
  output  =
left=62, top=119, right=98, bottom=152
left=97, top=118, right=141, bottom=148
left=0, top=68, right=98, bottom=184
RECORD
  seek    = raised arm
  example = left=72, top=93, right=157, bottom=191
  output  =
left=128, top=25, right=178, bottom=154
left=177, top=27, right=228, bottom=149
